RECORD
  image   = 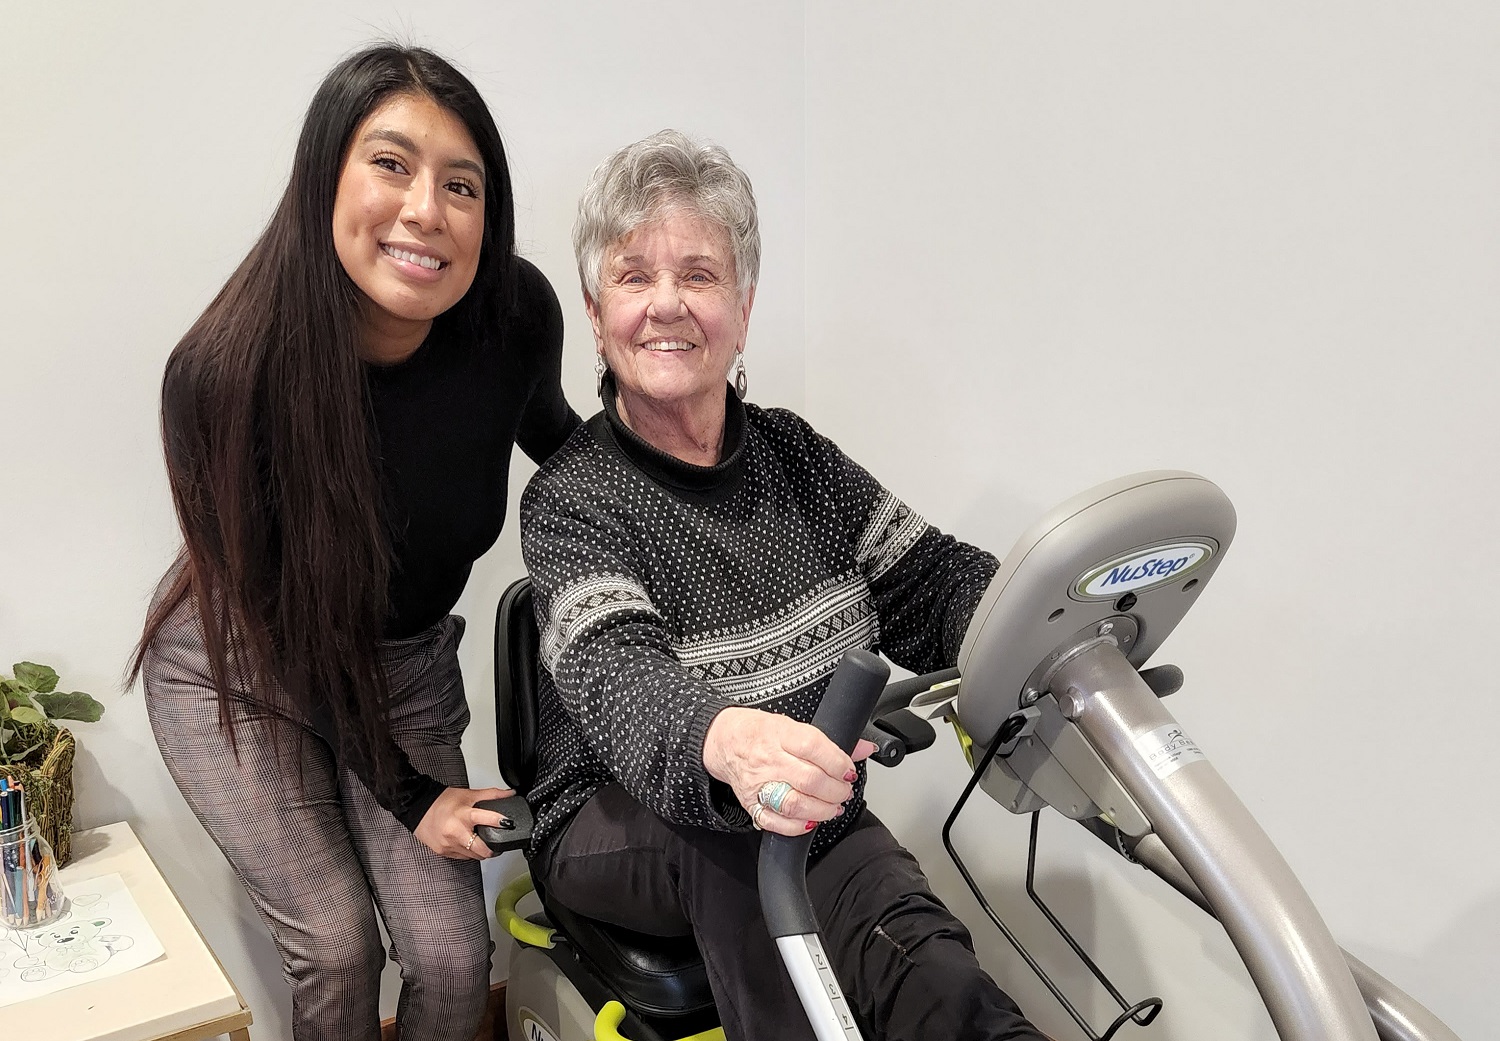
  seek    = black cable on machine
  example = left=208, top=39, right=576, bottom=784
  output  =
left=940, top=714, right=1163, bottom=1041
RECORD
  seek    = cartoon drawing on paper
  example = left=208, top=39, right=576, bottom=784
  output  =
left=0, top=873, right=164, bottom=1008
left=16, top=915, right=135, bottom=980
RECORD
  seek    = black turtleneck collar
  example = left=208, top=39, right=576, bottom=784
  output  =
left=587, top=370, right=746, bottom=504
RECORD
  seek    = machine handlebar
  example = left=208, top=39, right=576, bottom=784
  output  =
left=759, top=649, right=890, bottom=939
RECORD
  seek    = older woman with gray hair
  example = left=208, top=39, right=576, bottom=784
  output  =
left=519, top=130, right=1045, bottom=1041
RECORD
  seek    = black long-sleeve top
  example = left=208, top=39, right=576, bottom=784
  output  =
left=356, top=258, right=579, bottom=827
left=519, top=377, right=998, bottom=856
left=367, top=258, right=578, bottom=638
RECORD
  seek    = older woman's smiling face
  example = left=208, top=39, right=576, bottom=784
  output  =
left=588, top=212, right=753, bottom=434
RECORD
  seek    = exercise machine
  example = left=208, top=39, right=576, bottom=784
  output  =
left=481, top=470, right=1463, bottom=1041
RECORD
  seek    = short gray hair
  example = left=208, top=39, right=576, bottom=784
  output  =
left=573, top=129, right=760, bottom=302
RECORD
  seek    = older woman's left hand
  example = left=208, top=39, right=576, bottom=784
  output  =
left=703, top=706, right=878, bottom=837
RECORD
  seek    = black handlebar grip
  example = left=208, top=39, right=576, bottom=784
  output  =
left=809, top=648, right=892, bottom=752
left=759, top=649, right=891, bottom=939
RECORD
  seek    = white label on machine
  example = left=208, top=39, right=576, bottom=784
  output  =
left=1075, top=541, right=1214, bottom=599
left=1135, top=724, right=1206, bottom=778
left=518, top=1010, right=562, bottom=1041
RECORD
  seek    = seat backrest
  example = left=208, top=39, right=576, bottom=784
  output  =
left=494, top=576, right=541, bottom=794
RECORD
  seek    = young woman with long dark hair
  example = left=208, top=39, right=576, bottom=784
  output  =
left=131, top=45, right=578, bottom=1039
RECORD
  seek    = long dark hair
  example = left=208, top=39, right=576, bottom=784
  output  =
left=131, top=45, right=516, bottom=799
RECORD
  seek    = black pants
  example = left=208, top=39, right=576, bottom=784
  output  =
left=539, top=783, right=1045, bottom=1041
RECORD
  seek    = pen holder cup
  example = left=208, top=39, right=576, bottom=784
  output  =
left=1, top=818, right=66, bottom=930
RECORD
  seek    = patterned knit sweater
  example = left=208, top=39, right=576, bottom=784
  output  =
left=519, top=379, right=999, bottom=856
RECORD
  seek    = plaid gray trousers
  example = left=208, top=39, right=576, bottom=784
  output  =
left=142, top=597, right=493, bottom=1041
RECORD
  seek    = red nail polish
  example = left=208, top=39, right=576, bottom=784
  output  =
left=844, top=770, right=857, bottom=782
left=805, top=821, right=817, bottom=831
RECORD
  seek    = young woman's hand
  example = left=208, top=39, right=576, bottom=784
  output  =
left=414, top=786, right=515, bottom=860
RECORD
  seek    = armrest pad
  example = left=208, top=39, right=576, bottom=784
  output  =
left=474, top=794, right=534, bottom=854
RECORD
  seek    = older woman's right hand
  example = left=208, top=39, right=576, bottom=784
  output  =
left=703, top=706, right=868, bottom=837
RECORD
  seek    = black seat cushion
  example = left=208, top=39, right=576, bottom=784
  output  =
left=542, top=894, right=716, bottom=1019
left=494, top=577, right=716, bottom=1020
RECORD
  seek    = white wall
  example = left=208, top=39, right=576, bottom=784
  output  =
left=807, top=4, right=1496, bottom=1041
left=3, top=3, right=1493, bottom=1040
left=1, top=4, right=803, bottom=1038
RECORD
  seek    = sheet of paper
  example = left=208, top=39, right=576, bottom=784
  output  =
left=0, top=872, right=165, bottom=1008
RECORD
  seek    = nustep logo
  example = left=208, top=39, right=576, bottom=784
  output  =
left=518, top=1011, right=562, bottom=1041
left=1074, top=541, right=1214, bottom=600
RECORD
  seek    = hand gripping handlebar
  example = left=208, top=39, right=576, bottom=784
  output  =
left=757, top=649, right=891, bottom=1041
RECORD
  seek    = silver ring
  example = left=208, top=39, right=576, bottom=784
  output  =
left=757, top=780, right=793, bottom=814
left=465, top=833, right=477, bottom=851
left=749, top=803, right=767, bottom=830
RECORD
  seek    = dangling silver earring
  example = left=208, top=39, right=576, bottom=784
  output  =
left=595, top=354, right=607, bottom=397
left=733, top=352, right=747, bottom=400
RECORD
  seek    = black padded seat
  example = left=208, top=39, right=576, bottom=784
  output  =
left=539, top=896, right=715, bottom=1019
left=494, top=578, right=717, bottom=1021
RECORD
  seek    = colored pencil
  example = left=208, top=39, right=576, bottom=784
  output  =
left=17, top=786, right=33, bottom=925
left=0, top=779, right=16, bottom=924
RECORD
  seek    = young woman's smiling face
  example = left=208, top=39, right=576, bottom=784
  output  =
left=332, top=93, right=485, bottom=362
left=589, top=211, right=753, bottom=426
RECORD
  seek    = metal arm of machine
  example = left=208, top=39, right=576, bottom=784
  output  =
left=1096, top=829, right=1461, bottom=1041
left=979, top=657, right=1464, bottom=1041
left=1045, top=637, right=1378, bottom=1041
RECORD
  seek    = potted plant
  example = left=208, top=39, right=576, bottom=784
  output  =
left=1, top=662, right=105, bottom=866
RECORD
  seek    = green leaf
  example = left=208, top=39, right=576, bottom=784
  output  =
left=5, top=691, right=41, bottom=715
left=36, top=690, right=105, bottom=723
left=9, top=705, right=46, bottom=726
left=13, top=662, right=59, bottom=694
left=3, top=681, right=28, bottom=712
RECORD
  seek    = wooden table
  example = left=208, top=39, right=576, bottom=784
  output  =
left=4, top=821, right=252, bottom=1041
